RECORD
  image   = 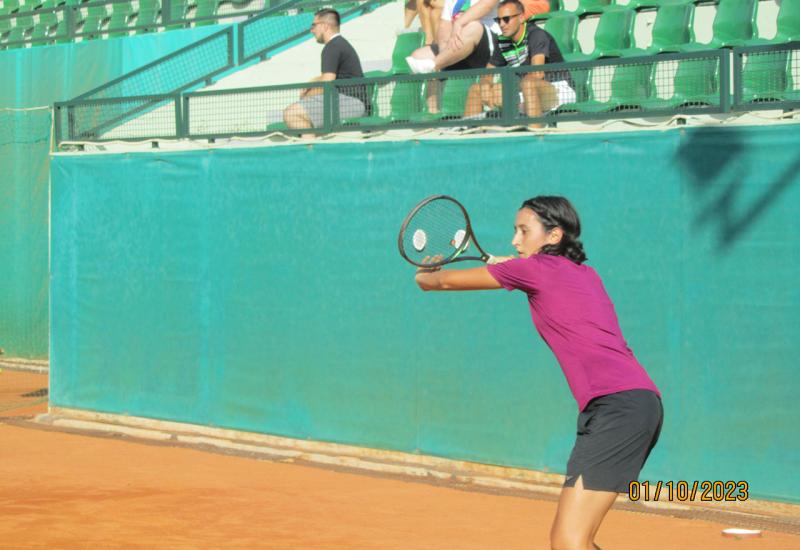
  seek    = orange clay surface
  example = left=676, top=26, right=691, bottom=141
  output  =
left=1, top=420, right=799, bottom=549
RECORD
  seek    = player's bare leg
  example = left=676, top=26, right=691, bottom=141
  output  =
left=550, top=476, right=617, bottom=550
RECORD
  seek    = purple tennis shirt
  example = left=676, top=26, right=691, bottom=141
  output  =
left=487, top=254, right=660, bottom=410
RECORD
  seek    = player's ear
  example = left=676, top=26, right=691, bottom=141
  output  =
left=548, top=227, right=564, bottom=246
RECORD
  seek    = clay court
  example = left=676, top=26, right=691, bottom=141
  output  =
left=2, top=370, right=799, bottom=550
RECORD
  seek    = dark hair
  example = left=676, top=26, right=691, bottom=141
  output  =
left=498, top=0, right=525, bottom=13
left=315, top=8, right=340, bottom=28
left=521, top=196, right=587, bottom=265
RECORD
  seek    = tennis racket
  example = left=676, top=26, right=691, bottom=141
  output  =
left=398, top=195, right=493, bottom=268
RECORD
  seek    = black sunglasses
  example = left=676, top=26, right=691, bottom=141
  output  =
left=493, top=13, right=522, bottom=24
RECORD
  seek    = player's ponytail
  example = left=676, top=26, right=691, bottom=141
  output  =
left=520, top=196, right=587, bottom=265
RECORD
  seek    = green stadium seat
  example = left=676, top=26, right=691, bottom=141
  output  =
left=0, top=18, right=13, bottom=37
left=530, top=0, right=562, bottom=21
left=625, top=0, right=661, bottom=10
left=739, top=50, right=791, bottom=103
left=568, top=6, right=635, bottom=60
left=638, top=57, right=719, bottom=109
left=681, top=0, right=757, bottom=51
left=543, top=11, right=578, bottom=56
left=79, top=3, right=109, bottom=39
left=165, top=0, right=189, bottom=29
left=108, top=1, right=134, bottom=37
left=30, top=10, right=59, bottom=41
left=22, top=0, right=44, bottom=11
left=266, top=121, right=289, bottom=131
left=193, top=0, right=221, bottom=25
left=607, top=1, right=694, bottom=56
left=573, top=0, right=611, bottom=17
left=646, top=1, right=694, bottom=53
left=7, top=15, right=35, bottom=45
left=1, top=1, right=21, bottom=16
left=409, top=77, right=477, bottom=121
left=134, top=0, right=160, bottom=33
left=744, top=0, right=800, bottom=45
left=365, top=31, right=425, bottom=77
left=559, top=63, right=651, bottom=112
left=347, top=81, right=424, bottom=125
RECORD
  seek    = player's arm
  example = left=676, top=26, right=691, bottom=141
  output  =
left=302, top=73, right=337, bottom=97
left=454, top=0, right=499, bottom=27
left=527, top=53, right=546, bottom=80
left=416, top=266, right=503, bottom=291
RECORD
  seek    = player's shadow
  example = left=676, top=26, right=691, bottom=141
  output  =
left=675, top=126, right=800, bottom=253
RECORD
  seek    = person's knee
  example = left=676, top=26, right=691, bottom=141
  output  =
left=283, top=103, right=306, bottom=126
left=550, top=526, right=592, bottom=550
left=520, top=76, right=539, bottom=94
left=460, top=20, right=484, bottom=44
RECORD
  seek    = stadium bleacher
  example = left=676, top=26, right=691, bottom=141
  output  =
left=10, top=0, right=791, bottom=143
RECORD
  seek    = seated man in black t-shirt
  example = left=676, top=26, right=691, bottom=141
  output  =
left=283, top=9, right=367, bottom=135
left=463, top=0, right=575, bottom=126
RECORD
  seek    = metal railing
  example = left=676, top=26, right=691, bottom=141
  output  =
left=238, top=0, right=386, bottom=63
left=56, top=48, right=791, bottom=144
left=54, top=26, right=233, bottom=139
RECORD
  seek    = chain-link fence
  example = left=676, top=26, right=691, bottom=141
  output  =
left=56, top=95, right=181, bottom=141
left=733, top=42, right=800, bottom=111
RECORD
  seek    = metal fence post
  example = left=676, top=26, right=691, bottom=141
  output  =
left=326, top=81, right=339, bottom=134
left=719, top=49, right=732, bottom=113
left=67, top=104, right=76, bottom=141
left=729, top=48, right=741, bottom=112
left=163, top=0, right=172, bottom=26
left=500, top=66, right=517, bottom=126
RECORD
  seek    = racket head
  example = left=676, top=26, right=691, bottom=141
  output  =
left=398, top=195, right=488, bottom=268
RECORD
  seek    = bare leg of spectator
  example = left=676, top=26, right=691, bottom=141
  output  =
left=426, top=79, right=442, bottom=114
left=404, top=1, right=417, bottom=28
left=463, top=83, right=483, bottom=117
left=408, top=20, right=484, bottom=72
left=463, top=82, right=503, bottom=118
left=418, top=2, right=433, bottom=44
left=521, top=75, right=558, bottom=128
left=283, top=102, right=315, bottom=139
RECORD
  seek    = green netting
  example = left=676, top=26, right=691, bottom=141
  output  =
left=0, top=25, right=233, bottom=360
left=0, top=109, right=51, bottom=360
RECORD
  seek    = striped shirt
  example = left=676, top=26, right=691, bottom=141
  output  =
left=489, top=22, right=570, bottom=84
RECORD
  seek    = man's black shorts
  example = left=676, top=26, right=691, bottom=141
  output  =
left=563, top=389, right=663, bottom=493
left=430, top=25, right=491, bottom=71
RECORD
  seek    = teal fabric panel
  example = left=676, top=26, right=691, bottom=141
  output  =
left=0, top=25, right=227, bottom=358
left=50, top=124, right=800, bottom=502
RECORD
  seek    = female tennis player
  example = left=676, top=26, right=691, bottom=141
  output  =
left=414, top=196, right=662, bottom=550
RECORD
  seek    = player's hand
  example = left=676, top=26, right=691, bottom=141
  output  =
left=416, top=255, right=443, bottom=273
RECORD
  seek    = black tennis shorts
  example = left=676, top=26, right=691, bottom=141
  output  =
left=564, top=389, right=663, bottom=493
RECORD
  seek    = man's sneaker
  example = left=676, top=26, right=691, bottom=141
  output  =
left=406, top=56, right=436, bottom=74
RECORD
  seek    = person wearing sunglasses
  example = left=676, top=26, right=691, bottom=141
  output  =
left=462, top=0, right=575, bottom=126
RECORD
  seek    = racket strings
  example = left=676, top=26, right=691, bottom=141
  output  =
left=401, top=199, right=469, bottom=265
